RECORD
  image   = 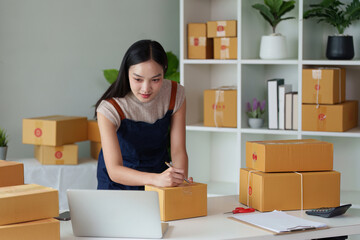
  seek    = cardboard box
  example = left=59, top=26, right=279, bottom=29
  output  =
left=145, top=183, right=207, bottom=221
left=246, top=139, right=333, bottom=172
left=207, top=20, right=237, bottom=38
left=23, top=115, right=88, bottom=146
left=302, top=68, right=346, bottom=104
left=214, top=37, right=237, bottom=59
left=0, top=218, right=59, bottom=240
left=88, top=120, right=101, bottom=142
left=204, top=89, right=237, bottom=128
left=34, top=144, right=78, bottom=165
left=188, top=23, right=213, bottom=59
left=0, top=160, right=24, bottom=187
left=302, top=101, right=358, bottom=132
left=90, top=141, right=102, bottom=159
left=239, top=168, right=340, bottom=212
left=0, top=184, right=59, bottom=226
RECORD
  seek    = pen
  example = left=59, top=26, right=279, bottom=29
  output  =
left=165, top=162, right=191, bottom=184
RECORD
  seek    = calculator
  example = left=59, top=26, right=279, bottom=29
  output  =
left=305, top=204, right=352, bottom=218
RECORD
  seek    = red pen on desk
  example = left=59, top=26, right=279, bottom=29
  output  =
left=165, top=162, right=191, bottom=184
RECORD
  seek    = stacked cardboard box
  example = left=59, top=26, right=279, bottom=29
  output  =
left=0, top=160, right=60, bottom=239
left=23, top=115, right=88, bottom=165
left=239, top=139, right=340, bottom=212
left=88, top=120, right=102, bottom=159
left=302, top=68, right=358, bottom=132
left=188, top=20, right=237, bottom=59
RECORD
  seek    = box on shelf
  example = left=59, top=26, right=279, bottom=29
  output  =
left=0, top=160, right=24, bottom=187
left=34, top=144, right=78, bottom=165
left=302, top=68, right=346, bottom=104
left=0, top=184, right=59, bottom=226
left=188, top=23, right=213, bottom=59
left=145, top=183, right=207, bottom=221
left=88, top=120, right=101, bottom=142
left=239, top=168, right=340, bottom=212
left=0, top=218, right=60, bottom=240
left=302, top=101, right=358, bottom=132
left=204, top=88, right=237, bottom=128
left=246, top=139, right=333, bottom=172
left=214, top=37, right=237, bottom=59
left=22, top=115, right=88, bottom=146
left=207, top=20, right=236, bottom=38
left=90, top=141, right=102, bottom=160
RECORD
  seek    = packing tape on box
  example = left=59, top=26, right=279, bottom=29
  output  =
left=214, top=86, right=236, bottom=127
left=316, top=106, right=327, bottom=131
left=312, top=68, right=342, bottom=107
left=216, top=21, right=227, bottom=37
left=189, top=37, right=206, bottom=47
left=259, top=140, right=325, bottom=145
left=220, top=38, right=230, bottom=59
left=246, top=169, right=260, bottom=208
left=34, top=121, right=44, bottom=145
left=294, top=172, right=304, bottom=212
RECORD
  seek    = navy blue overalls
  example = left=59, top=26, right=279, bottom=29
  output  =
left=97, top=81, right=178, bottom=190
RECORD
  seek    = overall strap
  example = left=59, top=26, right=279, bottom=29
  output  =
left=168, top=81, right=178, bottom=111
left=106, top=98, right=126, bottom=120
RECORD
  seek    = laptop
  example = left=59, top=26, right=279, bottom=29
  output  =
left=67, top=189, right=169, bottom=238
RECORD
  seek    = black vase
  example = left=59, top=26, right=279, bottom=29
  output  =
left=326, top=36, right=354, bottom=60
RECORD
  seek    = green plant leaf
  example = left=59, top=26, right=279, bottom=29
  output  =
left=253, top=3, right=275, bottom=26
left=165, top=72, right=180, bottom=83
left=0, top=128, right=9, bottom=147
left=103, top=69, right=118, bottom=85
left=265, top=0, right=283, bottom=14
left=278, top=1, right=296, bottom=17
left=166, top=51, right=179, bottom=76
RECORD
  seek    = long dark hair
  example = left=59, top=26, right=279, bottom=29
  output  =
left=94, top=40, right=168, bottom=118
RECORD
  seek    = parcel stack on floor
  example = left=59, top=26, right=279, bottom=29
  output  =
left=88, top=120, right=102, bottom=159
left=0, top=160, right=60, bottom=239
left=22, top=115, right=88, bottom=165
left=239, top=139, right=340, bottom=212
left=302, top=68, right=358, bottom=132
left=145, top=182, right=207, bottom=221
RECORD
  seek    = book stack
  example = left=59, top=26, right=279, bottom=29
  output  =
left=267, top=79, right=298, bottom=130
left=302, top=68, right=358, bottom=132
left=0, top=160, right=60, bottom=239
left=22, top=115, right=88, bottom=165
left=239, top=139, right=340, bottom=212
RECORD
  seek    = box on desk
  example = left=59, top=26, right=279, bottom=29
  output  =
left=145, top=183, right=207, bottom=221
left=207, top=20, right=237, bottom=38
left=246, top=139, right=333, bottom=172
left=90, top=141, right=102, bottom=160
left=88, top=120, right=101, bottom=142
left=0, top=184, right=59, bottom=226
left=239, top=168, right=340, bottom=212
left=188, top=23, right=213, bottom=59
left=204, top=89, right=237, bottom=128
left=302, top=68, right=346, bottom=104
left=214, top=37, right=237, bottom=59
left=0, top=160, right=24, bottom=187
left=34, top=144, right=78, bottom=165
left=22, top=115, right=87, bottom=146
left=302, top=101, right=358, bottom=132
left=0, top=218, right=59, bottom=240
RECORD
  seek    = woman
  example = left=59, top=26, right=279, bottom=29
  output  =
left=95, top=40, right=192, bottom=190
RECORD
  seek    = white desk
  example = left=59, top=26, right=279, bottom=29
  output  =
left=10, top=158, right=98, bottom=211
left=60, top=195, right=360, bottom=240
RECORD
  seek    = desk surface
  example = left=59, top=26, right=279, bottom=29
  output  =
left=60, top=195, right=360, bottom=240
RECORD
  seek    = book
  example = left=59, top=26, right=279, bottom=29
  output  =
left=278, top=84, right=292, bottom=130
left=285, top=92, right=294, bottom=130
left=267, top=79, right=284, bottom=129
left=292, top=92, right=298, bottom=130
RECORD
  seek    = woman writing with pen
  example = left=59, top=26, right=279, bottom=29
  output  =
left=94, top=39, right=193, bottom=190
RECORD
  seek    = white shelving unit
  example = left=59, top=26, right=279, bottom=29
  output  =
left=180, top=0, right=360, bottom=203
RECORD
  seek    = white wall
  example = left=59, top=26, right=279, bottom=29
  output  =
left=0, top=0, right=180, bottom=158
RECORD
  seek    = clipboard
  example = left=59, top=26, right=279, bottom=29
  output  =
left=229, top=210, right=329, bottom=235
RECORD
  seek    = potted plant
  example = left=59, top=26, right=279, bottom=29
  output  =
left=0, top=128, right=9, bottom=160
left=252, top=0, right=296, bottom=59
left=246, top=98, right=266, bottom=128
left=303, top=0, right=360, bottom=60
left=103, top=51, right=180, bottom=84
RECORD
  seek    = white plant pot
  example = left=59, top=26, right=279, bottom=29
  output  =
left=259, top=35, right=287, bottom=59
left=0, top=146, right=8, bottom=160
left=248, top=118, right=264, bottom=129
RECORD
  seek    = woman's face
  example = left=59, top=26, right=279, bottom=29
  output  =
left=128, top=59, right=164, bottom=103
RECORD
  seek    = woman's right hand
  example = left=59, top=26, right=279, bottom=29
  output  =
left=155, top=166, right=186, bottom=187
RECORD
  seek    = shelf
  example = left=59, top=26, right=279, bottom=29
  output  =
left=183, top=59, right=237, bottom=65
left=206, top=181, right=238, bottom=197
left=301, top=127, right=360, bottom=138
left=186, top=123, right=238, bottom=133
left=241, top=128, right=300, bottom=135
left=241, top=59, right=299, bottom=65
left=302, top=60, right=360, bottom=66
